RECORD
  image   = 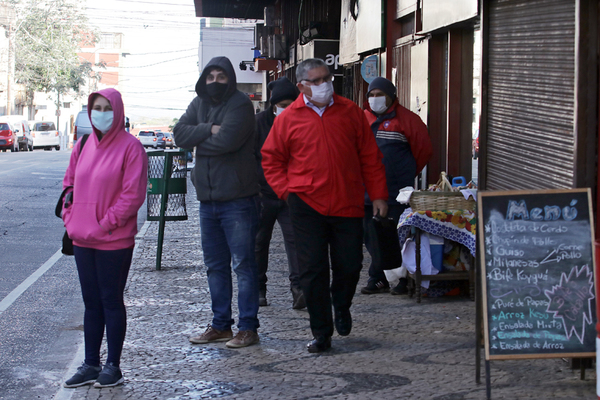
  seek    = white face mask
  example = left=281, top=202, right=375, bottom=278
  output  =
left=368, top=96, right=389, bottom=114
left=274, top=106, right=286, bottom=117
left=91, top=110, right=114, bottom=134
left=308, top=81, right=334, bottom=105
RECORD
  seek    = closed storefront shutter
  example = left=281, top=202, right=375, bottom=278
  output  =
left=484, top=0, right=575, bottom=190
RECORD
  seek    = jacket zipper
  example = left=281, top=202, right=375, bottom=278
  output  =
left=206, top=157, right=213, bottom=201
left=318, top=109, right=334, bottom=216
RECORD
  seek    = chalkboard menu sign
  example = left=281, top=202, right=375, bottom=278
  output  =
left=478, top=189, right=596, bottom=360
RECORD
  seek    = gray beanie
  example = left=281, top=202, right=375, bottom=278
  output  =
left=367, top=77, right=397, bottom=100
left=268, top=77, right=299, bottom=105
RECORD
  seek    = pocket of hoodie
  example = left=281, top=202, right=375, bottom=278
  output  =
left=65, top=202, right=110, bottom=243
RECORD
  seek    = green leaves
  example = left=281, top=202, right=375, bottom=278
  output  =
left=12, top=0, right=100, bottom=102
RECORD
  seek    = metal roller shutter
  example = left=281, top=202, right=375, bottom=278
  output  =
left=486, top=0, right=575, bottom=190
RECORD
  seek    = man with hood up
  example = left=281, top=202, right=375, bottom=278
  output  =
left=361, top=77, right=432, bottom=296
left=254, top=77, right=304, bottom=309
left=174, top=56, right=260, bottom=348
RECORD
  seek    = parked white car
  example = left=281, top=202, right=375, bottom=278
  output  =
left=29, top=121, right=60, bottom=151
left=138, top=130, right=163, bottom=149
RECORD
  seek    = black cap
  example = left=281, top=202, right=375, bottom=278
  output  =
left=268, top=77, right=299, bottom=106
left=367, top=77, right=397, bottom=100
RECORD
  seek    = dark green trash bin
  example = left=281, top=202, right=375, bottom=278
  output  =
left=147, top=149, right=188, bottom=269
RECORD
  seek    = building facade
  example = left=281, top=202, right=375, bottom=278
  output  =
left=193, top=0, right=600, bottom=232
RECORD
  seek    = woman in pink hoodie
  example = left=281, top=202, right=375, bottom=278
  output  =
left=61, top=88, right=148, bottom=388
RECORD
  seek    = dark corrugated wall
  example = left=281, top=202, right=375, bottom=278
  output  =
left=392, top=43, right=411, bottom=109
left=485, top=0, right=575, bottom=190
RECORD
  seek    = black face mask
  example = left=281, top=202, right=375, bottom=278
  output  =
left=206, top=82, right=228, bottom=100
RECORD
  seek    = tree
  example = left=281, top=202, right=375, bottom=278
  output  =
left=168, top=118, right=178, bottom=132
left=10, top=0, right=102, bottom=119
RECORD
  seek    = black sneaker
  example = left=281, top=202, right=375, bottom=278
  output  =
left=360, top=280, right=390, bottom=294
left=93, top=362, right=124, bottom=388
left=63, top=363, right=101, bottom=388
left=391, top=278, right=409, bottom=295
left=259, top=290, right=268, bottom=307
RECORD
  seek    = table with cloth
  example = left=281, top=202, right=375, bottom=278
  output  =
left=395, top=208, right=477, bottom=302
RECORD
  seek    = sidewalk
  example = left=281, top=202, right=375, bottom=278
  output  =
left=68, top=185, right=596, bottom=400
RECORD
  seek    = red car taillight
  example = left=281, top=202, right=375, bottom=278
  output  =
left=55, top=132, right=59, bottom=137
left=32, top=132, right=35, bottom=138
left=153, top=138, right=157, bottom=141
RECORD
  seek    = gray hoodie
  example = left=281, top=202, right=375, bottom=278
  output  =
left=174, top=56, right=258, bottom=202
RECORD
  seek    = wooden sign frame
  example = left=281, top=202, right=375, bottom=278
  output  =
left=478, top=188, right=596, bottom=361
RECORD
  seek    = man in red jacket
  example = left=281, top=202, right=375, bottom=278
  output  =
left=261, top=58, right=388, bottom=353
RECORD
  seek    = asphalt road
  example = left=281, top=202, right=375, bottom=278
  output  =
left=0, top=148, right=146, bottom=400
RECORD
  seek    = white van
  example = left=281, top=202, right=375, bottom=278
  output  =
left=0, top=115, right=33, bottom=151
left=29, top=120, right=60, bottom=151
left=74, top=105, right=92, bottom=143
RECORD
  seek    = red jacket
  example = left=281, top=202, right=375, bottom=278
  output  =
left=261, top=94, right=388, bottom=218
left=364, top=100, right=432, bottom=175
left=364, top=100, right=432, bottom=202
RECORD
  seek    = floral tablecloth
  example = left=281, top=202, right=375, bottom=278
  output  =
left=397, top=208, right=477, bottom=256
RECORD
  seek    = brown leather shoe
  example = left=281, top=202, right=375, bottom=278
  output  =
left=189, top=325, right=233, bottom=344
left=226, top=330, right=260, bottom=348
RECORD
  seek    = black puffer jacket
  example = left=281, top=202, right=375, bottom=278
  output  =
left=174, top=57, right=258, bottom=202
left=255, top=105, right=278, bottom=199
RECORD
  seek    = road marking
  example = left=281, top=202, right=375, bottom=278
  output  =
left=53, top=339, right=85, bottom=400
left=52, top=219, right=149, bottom=400
left=0, top=249, right=63, bottom=314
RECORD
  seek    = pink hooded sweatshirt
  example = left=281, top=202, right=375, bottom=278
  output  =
left=62, top=88, right=148, bottom=250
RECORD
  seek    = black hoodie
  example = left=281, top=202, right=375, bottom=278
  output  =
left=174, top=56, right=258, bottom=202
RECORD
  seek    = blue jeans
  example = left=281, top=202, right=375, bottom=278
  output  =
left=200, top=196, right=260, bottom=332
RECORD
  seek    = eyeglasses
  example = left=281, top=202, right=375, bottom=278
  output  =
left=301, top=74, right=334, bottom=86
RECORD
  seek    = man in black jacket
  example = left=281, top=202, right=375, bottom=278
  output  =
left=255, top=77, right=304, bottom=309
left=174, top=56, right=260, bottom=348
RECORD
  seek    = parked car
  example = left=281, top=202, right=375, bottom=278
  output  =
left=74, top=105, right=93, bottom=143
left=29, top=120, right=60, bottom=151
left=0, top=116, right=33, bottom=151
left=163, top=132, right=176, bottom=149
left=155, top=132, right=167, bottom=149
left=0, top=122, right=18, bottom=152
left=138, top=130, right=162, bottom=148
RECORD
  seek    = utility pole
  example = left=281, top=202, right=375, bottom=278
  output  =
left=6, top=20, right=12, bottom=115
left=56, top=91, right=60, bottom=129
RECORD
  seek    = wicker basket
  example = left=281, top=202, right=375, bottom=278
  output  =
left=409, top=190, right=476, bottom=211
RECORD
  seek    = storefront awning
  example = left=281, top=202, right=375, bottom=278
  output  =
left=194, top=0, right=276, bottom=19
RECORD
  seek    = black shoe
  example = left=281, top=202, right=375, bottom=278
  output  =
left=391, top=278, right=408, bottom=295
left=307, top=336, right=331, bottom=353
left=63, top=363, right=102, bottom=388
left=291, top=287, right=306, bottom=310
left=259, top=290, right=268, bottom=307
left=93, top=362, right=124, bottom=388
left=334, top=308, right=352, bottom=336
left=360, top=280, right=390, bottom=294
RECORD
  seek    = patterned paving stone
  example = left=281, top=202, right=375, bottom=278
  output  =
left=68, top=181, right=596, bottom=399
